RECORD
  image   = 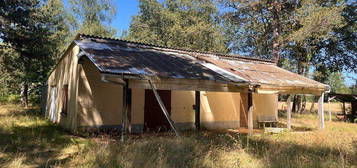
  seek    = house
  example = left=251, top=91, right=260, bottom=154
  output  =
left=44, top=34, right=329, bottom=135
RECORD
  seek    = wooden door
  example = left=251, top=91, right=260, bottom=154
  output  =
left=144, top=90, right=172, bottom=132
left=240, top=93, right=248, bottom=127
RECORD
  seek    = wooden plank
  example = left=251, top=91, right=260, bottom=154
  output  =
left=121, top=82, right=127, bottom=141
left=148, top=80, right=180, bottom=137
left=286, top=95, right=291, bottom=129
left=248, top=92, right=253, bottom=136
left=257, top=86, right=325, bottom=96
left=318, top=93, right=325, bottom=129
left=195, top=91, right=201, bottom=130
left=264, top=127, right=287, bottom=134
left=128, top=78, right=248, bottom=93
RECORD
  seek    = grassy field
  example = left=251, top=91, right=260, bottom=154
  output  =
left=0, top=104, right=357, bottom=168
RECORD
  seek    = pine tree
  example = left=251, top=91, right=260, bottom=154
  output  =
left=0, top=0, right=68, bottom=106
left=221, top=0, right=355, bottom=74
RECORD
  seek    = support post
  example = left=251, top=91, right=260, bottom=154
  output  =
left=327, top=96, right=335, bottom=122
left=287, top=95, right=292, bottom=130
left=121, top=83, right=128, bottom=142
left=126, top=86, right=132, bottom=133
left=248, top=93, right=253, bottom=136
left=195, top=91, right=201, bottom=130
left=318, top=93, right=325, bottom=129
left=148, top=80, right=180, bottom=137
left=121, top=79, right=132, bottom=141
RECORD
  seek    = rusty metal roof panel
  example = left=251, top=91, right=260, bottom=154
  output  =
left=74, top=37, right=247, bottom=83
left=199, top=56, right=328, bottom=89
left=74, top=34, right=328, bottom=90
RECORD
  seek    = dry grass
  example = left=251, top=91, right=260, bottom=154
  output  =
left=0, top=104, right=357, bottom=168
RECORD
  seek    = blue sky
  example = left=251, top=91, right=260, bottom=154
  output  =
left=112, top=0, right=139, bottom=36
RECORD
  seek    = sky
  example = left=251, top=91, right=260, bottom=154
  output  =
left=112, top=0, right=139, bottom=36
left=72, top=0, right=357, bottom=86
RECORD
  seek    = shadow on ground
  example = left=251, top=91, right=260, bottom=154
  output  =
left=0, top=107, right=80, bottom=167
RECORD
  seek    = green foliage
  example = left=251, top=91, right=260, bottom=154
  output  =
left=221, top=0, right=284, bottom=58
left=287, top=1, right=345, bottom=43
left=0, top=0, right=116, bottom=104
left=126, top=0, right=227, bottom=53
left=326, top=72, right=351, bottom=94
left=221, top=0, right=356, bottom=77
left=0, top=0, right=70, bottom=105
left=313, top=1, right=357, bottom=74
left=350, top=80, right=357, bottom=94
left=6, top=94, right=21, bottom=104
left=69, top=0, right=116, bottom=37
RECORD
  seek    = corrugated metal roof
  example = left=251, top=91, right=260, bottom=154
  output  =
left=329, top=93, right=357, bottom=102
left=199, top=56, right=326, bottom=89
left=75, top=34, right=328, bottom=90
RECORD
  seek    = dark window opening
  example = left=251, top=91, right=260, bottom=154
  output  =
left=61, top=84, right=68, bottom=117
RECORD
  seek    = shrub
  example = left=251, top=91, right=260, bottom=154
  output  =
left=7, top=94, right=21, bottom=104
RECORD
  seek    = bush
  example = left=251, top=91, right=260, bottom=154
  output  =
left=0, top=96, right=7, bottom=103
left=29, top=93, right=41, bottom=105
left=7, top=94, right=21, bottom=104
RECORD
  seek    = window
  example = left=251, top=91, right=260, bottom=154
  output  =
left=61, top=85, right=68, bottom=117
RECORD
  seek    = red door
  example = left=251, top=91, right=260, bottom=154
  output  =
left=240, top=93, right=248, bottom=127
left=144, top=90, right=172, bottom=132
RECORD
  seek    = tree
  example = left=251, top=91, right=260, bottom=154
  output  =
left=312, top=1, right=357, bottom=75
left=126, top=0, right=227, bottom=53
left=221, top=0, right=355, bottom=112
left=350, top=78, right=357, bottom=94
left=326, top=72, right=351, bottom=94
left=221, top=0, right=295, bottom=59
left=69, top=0, right=116, bottom=37
left=0, top=0, right=68, bottom=106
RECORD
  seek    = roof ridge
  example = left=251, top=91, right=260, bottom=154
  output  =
left=78, top=33, right=276, bottom=64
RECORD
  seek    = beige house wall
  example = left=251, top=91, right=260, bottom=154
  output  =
left=199, top=92, right=241, bottom=129
left=128, top=90, right=244, bottom=130
left=77, top=58, right=123, bottom=127
left=253, top=94, right=278, bottom=122
left=169, top=92, right=277, bottom=129
left=46, top=45, right=80, bottom=130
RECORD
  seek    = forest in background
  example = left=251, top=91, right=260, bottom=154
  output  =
left=0, top=0, right=356, bottom=110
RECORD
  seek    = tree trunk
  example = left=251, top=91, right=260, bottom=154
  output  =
left=272, top=0, right=281, bottom=62
left=292, top=95, right=302, bottom=113
left=300, top=95, right=307, bottom=113
left=309, top=96, right=317, bottom=113
left=21, top=83, right=28, bottom=107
